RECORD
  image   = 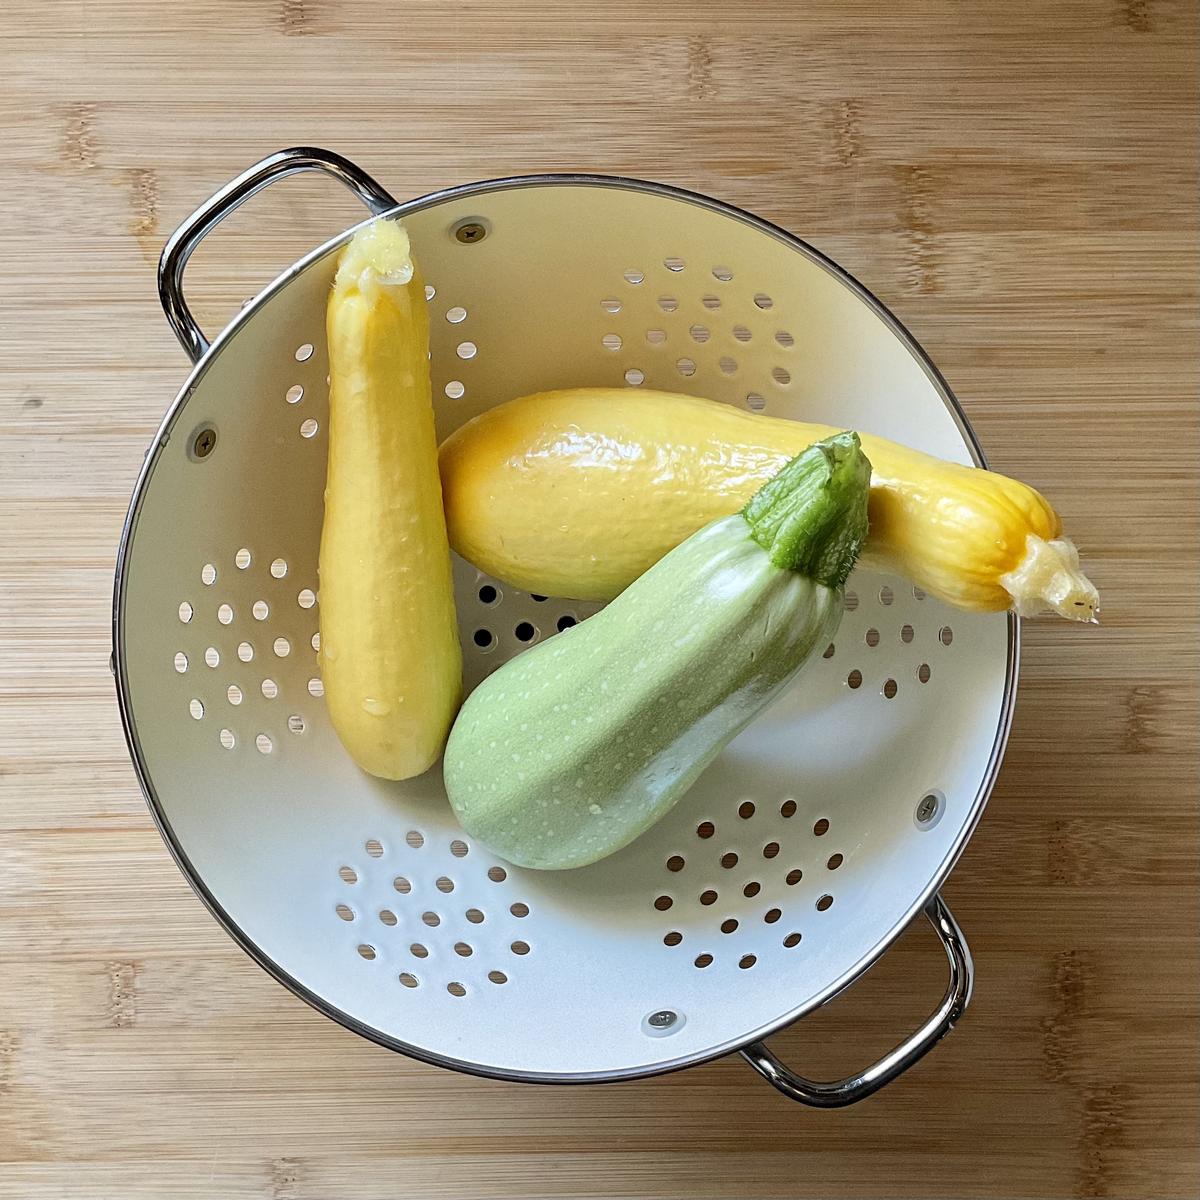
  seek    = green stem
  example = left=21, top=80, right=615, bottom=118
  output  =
left=741, top=431, right=872, bottom=589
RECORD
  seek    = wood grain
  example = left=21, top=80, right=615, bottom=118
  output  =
left=0, top=2, right=1197, bottom=1197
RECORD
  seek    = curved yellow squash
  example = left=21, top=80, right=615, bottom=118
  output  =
left=439, top=388, right=1098, bottom=620
left=320, top=220, right=462, bottom=779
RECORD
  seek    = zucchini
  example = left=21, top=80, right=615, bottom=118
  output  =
left=319, top=218, right=462, bottom=780
left=439, top=387, right=1099, bottom=620
left=444, top=431, right=870, bottom=870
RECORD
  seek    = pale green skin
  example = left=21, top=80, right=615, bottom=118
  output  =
left=444, top=515, right=843, bottom=870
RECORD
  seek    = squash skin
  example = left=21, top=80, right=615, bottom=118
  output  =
left=438, top=388, right=1096, bottom=618
left=444, top=515, right=841, bottom=870
left=319, top=222, right=462, bottom=780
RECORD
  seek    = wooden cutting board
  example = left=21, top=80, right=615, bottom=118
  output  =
left=0, top=2, right=1196, bottom=1197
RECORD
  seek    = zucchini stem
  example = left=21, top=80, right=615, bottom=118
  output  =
left=1000, top=535, right=1099, bottom=622
left=741, top=431, right=872, bottom=588
left=334, top=217, right=414, bottom=298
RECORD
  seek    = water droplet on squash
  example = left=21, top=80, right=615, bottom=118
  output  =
left=362, top=697, right=391, bottom=716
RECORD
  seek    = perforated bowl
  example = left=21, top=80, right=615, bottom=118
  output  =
left=114, top=148, right=1015, bottom=1107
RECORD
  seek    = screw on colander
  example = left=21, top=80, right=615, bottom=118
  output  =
left=453, top=221, right=488, bottom=245
left=192, top=427, right=216, bottom=458
left=916, top=792, right=944, bottom=826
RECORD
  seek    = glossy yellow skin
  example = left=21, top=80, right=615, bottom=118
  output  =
left=320, top=221, right=461, bottom=779
left=439, top=388, right=1075, bottom=615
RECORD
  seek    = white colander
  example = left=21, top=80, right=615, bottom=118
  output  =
left=113, top=148, right=1015, bottom=1107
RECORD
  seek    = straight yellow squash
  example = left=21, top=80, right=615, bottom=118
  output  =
left=439, top=388, right=1098, bottom=620
left=320, top=219, right=461, bottom=779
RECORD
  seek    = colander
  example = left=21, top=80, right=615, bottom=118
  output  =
left=114, top=147, right=1015, bottom=1107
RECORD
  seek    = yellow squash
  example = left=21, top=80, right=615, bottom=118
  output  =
left=320, top=219, right=462, bottom=779
left=439, top=388, right=1098, bottom=620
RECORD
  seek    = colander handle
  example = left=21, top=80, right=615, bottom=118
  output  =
left=158, top=147, right=398, bottom=363
left=740, top=893, right=972, bottom=1107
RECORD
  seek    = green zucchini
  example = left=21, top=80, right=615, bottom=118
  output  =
left=443, top=431, right=871, bottom=870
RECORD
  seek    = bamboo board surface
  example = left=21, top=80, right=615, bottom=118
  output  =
left=0, top=2, right=1197, bottom=1197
